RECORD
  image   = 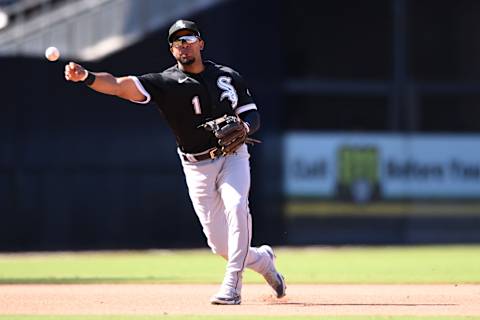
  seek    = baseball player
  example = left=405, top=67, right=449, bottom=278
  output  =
left=64, top=19, right=286, bottom=305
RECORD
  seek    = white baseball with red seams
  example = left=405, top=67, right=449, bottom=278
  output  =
left=45, top=47, right=60, bottom=61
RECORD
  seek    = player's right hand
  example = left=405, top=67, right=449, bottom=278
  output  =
left=64, top=62, right=87, bottom=82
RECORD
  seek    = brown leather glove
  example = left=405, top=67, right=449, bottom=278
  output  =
left=215, top=118, right=248, bottom=155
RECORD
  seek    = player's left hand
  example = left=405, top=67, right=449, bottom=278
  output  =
left=215, top=118, right=249, bottom=155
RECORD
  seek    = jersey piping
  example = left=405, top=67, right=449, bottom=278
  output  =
left=235, top=103, right=257, bottom=115
left=129, top=76, right=151, bottom=104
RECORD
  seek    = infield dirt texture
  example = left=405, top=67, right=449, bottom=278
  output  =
left=1, top=247, right=479, bottom=318
left=1, top=284, right=480, bottom=316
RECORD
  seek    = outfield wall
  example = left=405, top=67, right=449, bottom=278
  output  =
left=284, top=133, right=480, bottom=244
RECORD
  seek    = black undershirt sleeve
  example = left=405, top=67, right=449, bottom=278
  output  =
left=239, top=110, right=260, bottom=135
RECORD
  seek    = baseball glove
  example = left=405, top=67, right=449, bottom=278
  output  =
left=200, top=115, right=260, bottom=156
left=215, top=118, right=248, bottom=155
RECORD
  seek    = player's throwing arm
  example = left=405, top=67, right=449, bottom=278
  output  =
left=64, top=62, right=146, bottom=103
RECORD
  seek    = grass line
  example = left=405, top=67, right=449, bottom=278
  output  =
left=0, top=246, right=479, bottom=284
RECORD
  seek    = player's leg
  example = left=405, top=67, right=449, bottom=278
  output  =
left=215, top=145, right=252, bottom=296
left=218, top=145, right=286, bottom=299
left=179, top=148, right=285, bottom=302
left=180, top=156, right=240, bottom=304
left=180, top=157, right=228, bottom=257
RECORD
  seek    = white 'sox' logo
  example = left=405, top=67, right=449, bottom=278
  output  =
left=217, top=76, right=238, bottom=109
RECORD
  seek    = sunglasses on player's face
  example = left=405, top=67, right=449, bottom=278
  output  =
left=171, top=35, right=199, bottom=48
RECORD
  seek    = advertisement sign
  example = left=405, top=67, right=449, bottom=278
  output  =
left=284, top=133, right=480, bottom=200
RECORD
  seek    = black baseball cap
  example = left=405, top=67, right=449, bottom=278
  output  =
left=168, top=20, right=201, bottom=43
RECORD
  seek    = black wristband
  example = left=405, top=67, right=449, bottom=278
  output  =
left=84, top=72, right=96, bottom=86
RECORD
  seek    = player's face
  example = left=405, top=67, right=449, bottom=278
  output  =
left=170, top=30, right=204, bottom=66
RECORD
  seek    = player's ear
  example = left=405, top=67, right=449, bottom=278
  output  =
left=199, top=39, right=204, bottom=51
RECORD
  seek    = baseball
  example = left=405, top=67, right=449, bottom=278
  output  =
left=45, top=46, right=60, bottom=62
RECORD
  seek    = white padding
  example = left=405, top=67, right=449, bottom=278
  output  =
left=129, top=76, right=151, bottom=104
left=235, top=103, right=257, bottom=114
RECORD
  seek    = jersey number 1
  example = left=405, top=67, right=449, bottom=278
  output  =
left=192, top=96, right=202, bottom=115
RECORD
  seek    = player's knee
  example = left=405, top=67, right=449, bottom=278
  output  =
left=224, top=199, right=248, bottom=215
left=211, top=246, right=228, bottom=260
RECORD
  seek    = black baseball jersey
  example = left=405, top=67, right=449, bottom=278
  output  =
left=132, top=60, right=257, bottom=154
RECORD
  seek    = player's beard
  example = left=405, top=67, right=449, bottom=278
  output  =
left=179, top=56, right=195, bottom=65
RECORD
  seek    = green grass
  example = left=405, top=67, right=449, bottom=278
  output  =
left=1, top=247, right=479, bottom=319
left=0, top=245, right=479, bottom=284
left=279, top=245, right=480, bottom=284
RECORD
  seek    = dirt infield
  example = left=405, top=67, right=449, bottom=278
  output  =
left=1, top=284, right=479, bottom=316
